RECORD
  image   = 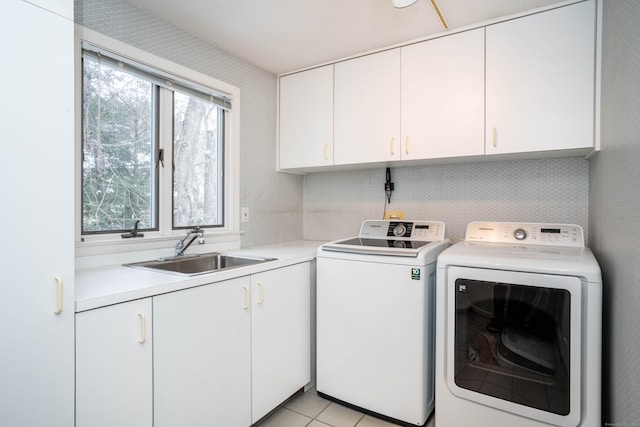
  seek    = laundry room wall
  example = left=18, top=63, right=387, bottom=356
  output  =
left=74, top=0, right=304, bottom=248
left=589, top=0, right=640, bottom=423
left=303, top=157, right=590, bottom=243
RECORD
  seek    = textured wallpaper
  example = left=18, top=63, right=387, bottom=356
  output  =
left=304, top=157, right=589, bottom=243
left=590, top=0, right=640, bottom=423
left=75, top=0, right=304, bottom=248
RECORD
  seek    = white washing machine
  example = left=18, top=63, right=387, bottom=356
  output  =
left=317, top=220, right=450, bottom=426
left=436, top=222, right=602, bottom=427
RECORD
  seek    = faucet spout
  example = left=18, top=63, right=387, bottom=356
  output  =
left=175, top=227, right=204, bottom=257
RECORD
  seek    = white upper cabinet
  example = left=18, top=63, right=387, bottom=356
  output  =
left=1, top=1, right=75, bottom=425
left=485, top=0, right=596, bottom=155
left=279, top=65, right=334, bottom=170
left=278, top=0, right=598, bottom=172
left=401, top=29, right=485, bottom=160
left=334, top=49, right=401, bottom=165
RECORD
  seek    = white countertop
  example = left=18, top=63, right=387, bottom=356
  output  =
left=75, top=240, right=324, bottom=312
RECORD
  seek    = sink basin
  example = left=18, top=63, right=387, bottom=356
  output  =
left=125, top=253, right=276, bottom=276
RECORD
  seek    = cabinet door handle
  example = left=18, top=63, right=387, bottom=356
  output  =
left=257, top=282, right=265, bottom=305
left=242, top=285, right=250, bottom=309
left=390, top=138, right=395, bottom=156
left=54, top=276, right=63, bottom=315
left=323, top=144, right=329, bottom=161
left=138, top=312, right=146, bottom=344
left=405, top=136, right=410, bottom=155
left=492, top=127, right=498, bottom=148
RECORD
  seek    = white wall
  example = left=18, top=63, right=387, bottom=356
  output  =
left=589, top=0, right=640, bottom=423
left=75, top=0, right=304, bottom=248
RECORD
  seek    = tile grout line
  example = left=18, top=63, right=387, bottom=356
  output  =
left=352, top=412, right=366, bottom=426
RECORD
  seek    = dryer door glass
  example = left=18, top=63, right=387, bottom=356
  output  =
left=454, top=279, right=571, bottom=415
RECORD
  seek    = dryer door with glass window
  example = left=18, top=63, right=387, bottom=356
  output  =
left=445, top=266, right=582, bottom=427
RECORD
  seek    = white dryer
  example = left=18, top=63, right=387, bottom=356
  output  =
left=436, top=222, right=602, bottom=427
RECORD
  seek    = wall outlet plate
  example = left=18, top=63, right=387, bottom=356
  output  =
left=241, top=207, right=249, bottom=223
left=384, top=211, right=405, bottom=220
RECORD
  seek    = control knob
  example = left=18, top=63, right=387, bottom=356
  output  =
left=392, top=223, right=407, bottom=237
left=513, top=228, right=527, bottom=241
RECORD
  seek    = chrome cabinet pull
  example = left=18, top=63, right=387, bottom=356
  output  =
left=242, top=285, right=250, bottom=309
left=492, top=127, right=498, bottom=148
left=54, top=276, right=63, bottom=315
left=405, top=136, right=410, bottom=155
left=323, top=144, right=329, bottom=161
left=138, top=312, right=146, bottom=344
left=390, top=138, right=395, bottom=156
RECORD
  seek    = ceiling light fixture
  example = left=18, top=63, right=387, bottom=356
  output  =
left=392, top=0, right=418, bottom=8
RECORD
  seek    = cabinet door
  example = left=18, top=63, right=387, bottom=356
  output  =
left=0, top=2, right=75, bottom=425
left=76, top=299, right=153, bottom=427
left=486, top=0, right=595, bottom=155
left=334, top=49, right=401, bottom=165
left=251, top=262, right=311, bottom=423
left=279, top=65, right=334, bottom=170
left=154, top=278, right=252, bottom=427
left=401, top=29, right=485, bottom=160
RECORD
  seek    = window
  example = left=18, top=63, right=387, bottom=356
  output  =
left=82, top=53, right=156, bottom=233
left=172, top=91, right=224, bottom=229
left=81, top=44, right=230, bottom=237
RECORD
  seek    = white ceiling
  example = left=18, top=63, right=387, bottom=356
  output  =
left=126, top=0, right=564, bottom=75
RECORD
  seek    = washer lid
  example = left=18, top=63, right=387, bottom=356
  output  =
left=322, top=237, right=437, bottom=257
left=321, top=219, right=446, bottom=257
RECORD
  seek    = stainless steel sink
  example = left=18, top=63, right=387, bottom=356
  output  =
left=125, top=253, right=276, bottom=276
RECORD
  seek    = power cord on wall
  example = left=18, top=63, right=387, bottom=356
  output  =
left=382, top=167, right=394, bottom=219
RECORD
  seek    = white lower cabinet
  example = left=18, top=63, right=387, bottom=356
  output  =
left=76, top=298, right=153, bottom=427
left=77, top=262, right=312, bottom=426
left=154, top=276, right=252, bottom=427
left=251, top=262, right=312, bottom=423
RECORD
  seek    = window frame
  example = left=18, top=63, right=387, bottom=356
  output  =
left=75, top=27, right=241, bottom=259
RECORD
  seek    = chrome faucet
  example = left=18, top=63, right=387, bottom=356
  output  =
left=175, top=227, right=205, bottom=257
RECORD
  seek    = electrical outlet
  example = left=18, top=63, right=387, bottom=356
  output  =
left=241, top=207, right=249, bottom=223
left=385, top=211, right=405, bottom=220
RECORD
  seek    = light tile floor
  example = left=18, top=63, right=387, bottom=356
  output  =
left=256, top=387, right=436, bottom=427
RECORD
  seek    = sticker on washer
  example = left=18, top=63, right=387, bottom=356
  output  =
left=411, top=268, right=421, bottom=280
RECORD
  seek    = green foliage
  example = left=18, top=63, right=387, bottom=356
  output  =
left=81, top=55, right=223, bottom=234
left=82, top=56, right=153, bottom=232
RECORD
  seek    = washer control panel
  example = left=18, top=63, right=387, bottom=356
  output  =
left=465, top=222, right=584, bottom=247
left=358, top=220, right=446, bottom=241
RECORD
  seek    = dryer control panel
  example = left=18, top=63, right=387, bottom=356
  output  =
left=465, top=222, right=584, bottom=247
